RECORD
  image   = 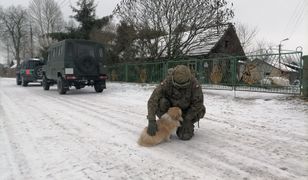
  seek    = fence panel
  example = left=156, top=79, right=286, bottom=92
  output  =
left=106, top=51, right=303, bottom=95
left=233, top=52, right=302, bottom=94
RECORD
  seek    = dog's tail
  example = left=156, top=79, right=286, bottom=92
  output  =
left=137, top=135, right=154, bottom=147
left=137, top=129, right=157, bottom=147
left=138, top=139, right=153, bottom=147
left=137, top=138, right=149, bottom=147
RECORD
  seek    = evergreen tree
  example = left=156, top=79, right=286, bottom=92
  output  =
left=49, top=0, right=112, bottom=41
left=71, top=0, right=97, bottom=39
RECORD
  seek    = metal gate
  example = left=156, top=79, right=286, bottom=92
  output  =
left=107, top=51, right=303, bottom=95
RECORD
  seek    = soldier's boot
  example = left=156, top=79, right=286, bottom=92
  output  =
left=176, top=121, right=194, bottom=140
left=156, top=98, right=171, bottom=118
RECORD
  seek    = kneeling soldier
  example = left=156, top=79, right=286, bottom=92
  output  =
left=147, top=65, right=206, bottom=140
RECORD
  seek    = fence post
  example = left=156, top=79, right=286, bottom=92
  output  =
left=303, top=55, right=308, bottom=97
left=163, top=61, right=168, bottom=77
left=230, top=58, right=236, bottom=91
left=125, top=64, right=128, bottom=82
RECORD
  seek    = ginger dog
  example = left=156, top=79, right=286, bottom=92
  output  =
left=138, top=107, right=183, bottom=147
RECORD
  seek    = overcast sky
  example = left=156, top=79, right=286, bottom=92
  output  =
left=231, top=0, right=307, bottom=54
left=0, top=0, right=307, bottom=64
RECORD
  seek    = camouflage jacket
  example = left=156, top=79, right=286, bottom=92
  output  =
left=147, top=76, right=205, bottom=122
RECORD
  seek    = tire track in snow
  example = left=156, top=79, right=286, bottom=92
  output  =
left=0, top=103, right=22, bottom=180
left=1, top=85, right=113, bottom=179
left=4, top=87, right=199, bottom=179
left=0, top=90, right=43, bottom=179
left=35, top=90, right=145, bottom=132
left=30, top=91, right=234, bottom=178
left=203, top=115, right=308, bottom=177
left=15, top=87, right=220, bottom=179
left=26, top=94, right=206, bottom=179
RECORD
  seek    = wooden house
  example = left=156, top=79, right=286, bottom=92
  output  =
left=241, top=57, right=300, bottom=86
left=184, top=23, right=246, bottom=84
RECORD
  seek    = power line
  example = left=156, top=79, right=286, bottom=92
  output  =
left=283, top=0, right=305, bottom=36
left=63, top=0, right=73, bottom=9
left=59, top=0, right=68, bottom=6
left=287, top=1, right=306, bottom=39
left=281, top=0, right=306, bottom=41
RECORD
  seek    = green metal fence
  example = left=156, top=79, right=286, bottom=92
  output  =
left=107, top=51, right=303, bottom=95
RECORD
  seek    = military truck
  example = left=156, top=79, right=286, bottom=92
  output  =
left=42, top=39, right=108, bottom=94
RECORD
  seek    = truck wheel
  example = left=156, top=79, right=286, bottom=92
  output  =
left=16, top=75, right=21, bottom=85
left=34, top=66, right=43, bottom=79
left=57, top=76, right=67, bottom=94
left=75, top=84, right=81, bottom=90
left=42, top=76, right=50, bottom=90
left=94, top=83, right=103, bottom=93
left=22, top=77, right=28, bottom=87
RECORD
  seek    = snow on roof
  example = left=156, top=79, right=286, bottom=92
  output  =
left=10, top=64, right=17, bottom=69
left=266, top=56, right=299, bottom=72
left=164, top=26, right=227, bottom=57
left=252, top=57, right=299, bottom=73
left=25, top=58, right=42, bottom=61
left=186, top=28, right=226, bottom=56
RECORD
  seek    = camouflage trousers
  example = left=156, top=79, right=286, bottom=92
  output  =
left=156, top=98, right=205, bottom=140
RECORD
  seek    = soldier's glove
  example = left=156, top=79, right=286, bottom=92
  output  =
left=147, top=119, right=158, bottom=136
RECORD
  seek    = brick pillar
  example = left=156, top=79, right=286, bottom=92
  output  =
left=303, top=56, right=308, bottom=97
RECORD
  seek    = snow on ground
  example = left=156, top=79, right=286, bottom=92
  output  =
left=0, top=77, right=307, bottom=180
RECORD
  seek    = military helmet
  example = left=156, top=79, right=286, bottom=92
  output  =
left=172, top=65, right=191, bottom=87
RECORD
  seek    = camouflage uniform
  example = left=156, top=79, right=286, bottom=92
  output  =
left=147, top=66, right=205, bottom=140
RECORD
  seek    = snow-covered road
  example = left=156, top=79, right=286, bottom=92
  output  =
left=0, top=77, right=307, bottom=180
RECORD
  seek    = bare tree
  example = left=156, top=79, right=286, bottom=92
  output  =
left=66, top=19, right=78, bottom=30
left=0, top=33, right=12, bottom=65
left=235, top=22, right=258, bottom=54
left=0, top=5, right=28, bottom=65
left=247, top=38, right=275, bottom=55
left=28, top=0, right=64, bottom=51
left=114, top=0, right=234, bottom=60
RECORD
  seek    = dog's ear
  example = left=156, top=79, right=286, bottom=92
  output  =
left=168, top=107, right=181, bottom=120
left=173, top=113, right=180, bottom=121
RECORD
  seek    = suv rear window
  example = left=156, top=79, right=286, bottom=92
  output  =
left=22, top=60, right=43, bottom=69
left=77, top=44, right=96, bottom=58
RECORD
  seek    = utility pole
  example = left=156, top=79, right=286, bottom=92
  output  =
left=278, top=43, right=281, bottom=69
left=278, top=38, right=289, bottom=70
left=303, top=55, right=308, bottom=97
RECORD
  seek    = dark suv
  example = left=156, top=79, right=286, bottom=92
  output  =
left=42, top=39, right=108, bottom=94
left=16, top=58, right=44, bottom=86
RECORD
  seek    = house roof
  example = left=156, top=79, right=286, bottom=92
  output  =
left=187, top=31, right=225, bottom=56
left=163, top=25, right=230, bottom=57
left=186, top=27, right=228, bottom=56
left=252, top=57, right=300, bottom=73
